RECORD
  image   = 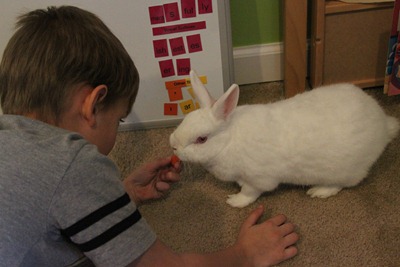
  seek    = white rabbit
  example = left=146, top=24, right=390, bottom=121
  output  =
left=170, top=70, right=400, bottom=208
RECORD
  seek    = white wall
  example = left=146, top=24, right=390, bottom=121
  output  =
left=233, top=42, right=283, bottom=85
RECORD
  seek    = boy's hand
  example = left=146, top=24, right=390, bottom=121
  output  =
left=123, top=156, right=182, bottom=205
left=234, top=205, right=299, bottom=266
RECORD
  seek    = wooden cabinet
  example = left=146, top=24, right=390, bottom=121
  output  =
left=283, top=0, right=308, bottom=97
left=310, top=0, right=394, bottom=88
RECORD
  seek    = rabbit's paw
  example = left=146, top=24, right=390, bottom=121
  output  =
left=226, top=193, right=256, bottom=208
left=307, top=186, right=342, bottom=198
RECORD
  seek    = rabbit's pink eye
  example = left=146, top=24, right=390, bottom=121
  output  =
left=195, top=136, right=208, bottom=144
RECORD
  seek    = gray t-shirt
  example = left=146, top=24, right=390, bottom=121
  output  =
left=0, top=115, right=156, bottom=267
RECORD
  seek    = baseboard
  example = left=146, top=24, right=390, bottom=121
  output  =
left=233, top=42, right=283, bottom=85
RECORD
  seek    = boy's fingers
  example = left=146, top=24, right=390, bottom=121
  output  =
left=161, top=157, right=173, bottom=168
left=241, top=205, right=264, bottom=229
left=173, top=161, right=183, bottom=172
left=284, top=232, right=299, bottom=246
left=268, top=214, right=288, bottom=226
left=283, top=246, right=298, bottom=260
left=168, top=172, right=180, bottom=182
left=159, top=169, right=180, bottom=182
left=155, top=181, right=170, bottom=192
left=278, top=221, right=296, bottom=236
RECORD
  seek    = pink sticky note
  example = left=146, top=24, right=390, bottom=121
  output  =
left=186, top=34, right=202, bottom=53
left=164, top=103, right=178, bottom=116
left=198, top=0, right=213, bottom=14
left=152, top=21, right=206, bottom=36
left=176, top=58, right=191, bottom=76
left=159, top=59, right=175, bottom=78
left=168, top=87, right=184, bottom=101
left=164, top=3, right=180, bottom=22
left=181, top=0, right=196, bottom=18
left=169, top=37, right=186, bottom=56
left=153, top=39, right=169, bottom=58
left=149, top=5, right=165, bottom=25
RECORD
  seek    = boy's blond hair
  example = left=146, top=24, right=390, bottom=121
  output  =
left=0, top=6, right=139, bottom=122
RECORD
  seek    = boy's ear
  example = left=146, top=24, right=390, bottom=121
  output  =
left=82, top=85, right=108, bottom=127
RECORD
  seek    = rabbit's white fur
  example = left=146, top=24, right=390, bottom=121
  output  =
left=170, top=70, right=400, bottom=208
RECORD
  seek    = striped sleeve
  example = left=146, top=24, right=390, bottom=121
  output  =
left=52, top=144, right=156, bottom=267
left=61, top=193, right=142, bottom=252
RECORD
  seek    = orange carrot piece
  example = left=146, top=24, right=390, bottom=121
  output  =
left=171, top=155, right=180, bottom=165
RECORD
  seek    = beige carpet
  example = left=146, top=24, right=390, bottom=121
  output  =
left=109, top=82, right=400, bottom=267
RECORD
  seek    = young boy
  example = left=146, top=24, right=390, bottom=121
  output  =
left=0, top=6, right=298, bottom=267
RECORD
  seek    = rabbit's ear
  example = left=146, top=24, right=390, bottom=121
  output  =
left=212, top=84, right=239, bottom=121
left=190, top=70, right=214, bottom=108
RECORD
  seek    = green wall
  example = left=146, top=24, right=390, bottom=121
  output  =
left=230, top=0, right=282, bottom=47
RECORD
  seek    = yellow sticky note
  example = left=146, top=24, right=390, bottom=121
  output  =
left=179, top=99, right=196, bottom=114
left=186, top=75, right=207, bottom=86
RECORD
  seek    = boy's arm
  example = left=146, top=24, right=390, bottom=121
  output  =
left=126, top=206, right=298, bottom=267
